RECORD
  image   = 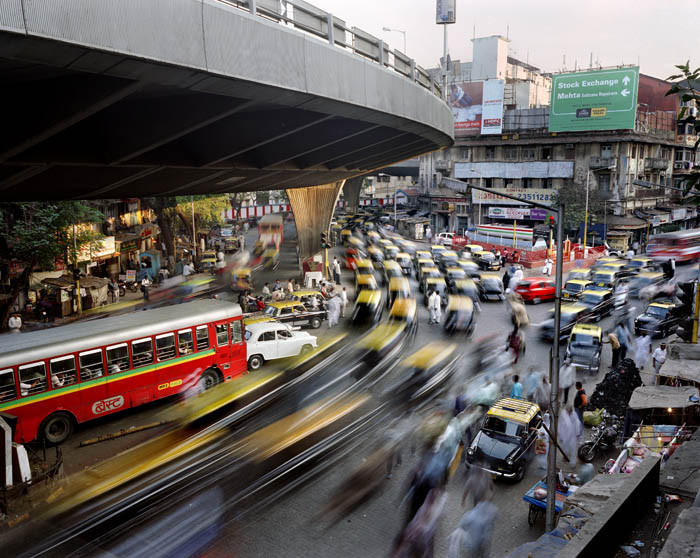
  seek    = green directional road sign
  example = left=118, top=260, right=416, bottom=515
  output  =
left=549, top=67, right=639, bottom=132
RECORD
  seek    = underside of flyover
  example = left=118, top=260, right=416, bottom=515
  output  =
left=0, top=24, right=451, bottom=201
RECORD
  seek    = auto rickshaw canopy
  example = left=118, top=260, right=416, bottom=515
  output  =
left=400, top=341, right=457, bottom=370
left=356, top=288, right=382, bottom=306
left=390, top=298, right=417, bottom=321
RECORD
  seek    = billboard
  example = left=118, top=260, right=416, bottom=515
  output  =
left=450, top=82, right=483, bottom=135
left=549, top=67, right=639, bottom=132
left=436, top=0, right=456, bottom=24
left=481, top=80, right=505, bottom=135
left=488, top=207, right=547, bottom=220
left=472, top=187, right=555, bottom=206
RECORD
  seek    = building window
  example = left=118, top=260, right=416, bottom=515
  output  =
left=483, top=177, right=493, bottom=188
left=601, top=144, right=613, bottom=158
left=523, top=178, right=535, bottom=188
left=565, top=144, right=575, bottom=159
left=504, top=146, right=518, bottom=160
left=598, top=174, right=611, bottom=193
left=485, top=146, right=495, bottom=160
left=631, top=144, right=637, bottom=158
left=541, top=146, right=553, bottom=160
left=661, top=148, right=670, bottom=160
left=675, top=150, right=685, bottom=162
left=522, top=146, right=537, bottom=160
left=461, top=148, right=471, bottom=161
left=504, top=178, right=515, bottom=187
left=544, top=178, right=554, bottom=189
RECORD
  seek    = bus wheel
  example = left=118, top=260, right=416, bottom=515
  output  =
left=41, top=412, right=74, bottom=445
left=198, top=369, right=220, bottom=391
left=248, top=355, right=264, bottom=370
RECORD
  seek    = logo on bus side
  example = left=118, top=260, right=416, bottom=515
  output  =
left=157, top=379, right=183, bottom=391
left=92, top=395, right=125, bottom=415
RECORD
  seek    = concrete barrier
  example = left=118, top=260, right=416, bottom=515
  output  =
left=558, top=455, right=661, bottom=557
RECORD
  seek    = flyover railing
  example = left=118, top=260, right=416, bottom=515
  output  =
left=216, top=0, right=444, bottom=99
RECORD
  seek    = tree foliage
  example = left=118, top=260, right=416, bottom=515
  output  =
left=0, top=201, right=103, bottom=270
left=667, top=61, right=700, bottom=201
left=550, top=180, right=605, bottom=234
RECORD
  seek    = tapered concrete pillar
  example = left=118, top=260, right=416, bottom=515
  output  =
left=286, top=180, right=345, bottom=261
left=342, top=176, right=363, bottom=214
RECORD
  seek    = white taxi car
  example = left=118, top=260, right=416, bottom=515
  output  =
left=245, top=322, right=318, bottom=370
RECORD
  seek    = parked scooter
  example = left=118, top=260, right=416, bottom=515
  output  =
left=578, top=411, right=621, bottom=462
left=118, top=279, right=139, bottom=296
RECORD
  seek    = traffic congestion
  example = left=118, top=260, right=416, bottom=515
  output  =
left=1, top=207, right=698, bottom=558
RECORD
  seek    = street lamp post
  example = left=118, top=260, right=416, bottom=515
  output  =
left=443, top=177, right=565, bottom=531
left=382, top=26, right=406, bottom=53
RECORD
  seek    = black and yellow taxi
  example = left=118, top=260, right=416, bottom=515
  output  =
left=436, top=250, right=459, bottom=272
left=388, top=342, right=459, bottom=407
left=431, top=244, right=448, bottom=258
left=460, top=244, right=484, bottom=258
left=422, top=276, right=448, bottom=307
left=599, top=261, right=634, bottom=280
left=341, top=229, right=353, bottom=245
left=566, top=323, right=602, bottom=374
left=539, top=303, right=591, bottom=342
left=389, top=297, right=418, bottom=328
left=418, top=265, right=441, bottom=291
left=414, top=249, right=433, bottom=267
left=567, top=267, right=592, bottom=282
left=382, top=260, right=404, bottom=284
left=624, top=256, right=654, bottom=274
left=354, top=321, right=408, bottom=370
left=367, top=245, right=385, bottom=265
left=383, top=244, right=400, bottom=260
left=635, top=299, right=685, bottom=338
left=396, top=252, right=414, bottom=275
left=354, top=258, right=376, bottom=281
left=387, top=276, right=411, bottom=308
left=443, top=296, right=475, bottom=335
left=577, top=289, right=615, bottom=321
left=477, top=273, right=505, bottom=302
left=356, top=273, right=379, bottom=294
left=451, top=277, right=480, bottom=301
left=262, top=300, right=326, bottom=329
left=416, top=257, right=435, bottom=279
left=590, top=268, right=618, bottom=291
left=628, top=271, right=665, bottom=298
left=262, top=246, right=279, bottom=270
left=457, top=258, right=481, bottom=278
left=562, top=279, right=593, bottom=301
left=444, top=266, right=467, bottom=291
left=592, top=256, right=624, bottom=270
left=289, top=289, right=324, bottom=307
left=350, top=289, right=383, bottom=327
left=474, top=250, right=502, bottom=271
left=466, top=397, right=542, bottom=482
left=366, top=230, right=381, bottom=244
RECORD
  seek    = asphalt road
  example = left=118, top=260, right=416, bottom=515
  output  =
left=47, top=221, right=699, bottom=557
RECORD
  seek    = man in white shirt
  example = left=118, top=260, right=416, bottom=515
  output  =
left=428, top=290, right=437, bottom=324
left=8, top=312, right=21, bottom=333
left=183, top=261, right=193, bottom=277
left=653, top=343, right=667, bottom=384
left=340, top=287, right=348, bottom=317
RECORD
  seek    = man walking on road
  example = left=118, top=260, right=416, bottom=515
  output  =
left=141, top=275, right=151, bottom=301
left=340, top=287, right=348, bottom=318
left=333, top=257, right=341, bottom=285
left=604, top=330, right=621, bottom=368
left=431, top=290, right=442, bottom=324
left=574, top=381, right=587, bottom=426
left=653, top=343, right=667, bottom=384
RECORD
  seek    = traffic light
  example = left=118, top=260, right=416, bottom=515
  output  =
left=320, top=232, right=328, bottom=249
left=548, top=215, right=555, bottom=229
left=72, top=267, right=81, bottom=281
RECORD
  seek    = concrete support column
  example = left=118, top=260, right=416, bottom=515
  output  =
left=342, top=176, right=363, bottom=214
left=286, top=180, right=345, bottom=261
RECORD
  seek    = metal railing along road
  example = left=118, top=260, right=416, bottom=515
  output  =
left=217, top=0, right=444, bottom=99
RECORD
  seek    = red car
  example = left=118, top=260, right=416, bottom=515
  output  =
left=343, top=248, right=363, bottom=270
left=514, top=277, right=556, bottom=304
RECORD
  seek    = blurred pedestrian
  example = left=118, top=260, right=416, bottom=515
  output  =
left=140, top=275, right=151, bottom=301
left=272, top=279, right=282, bottom=292
left=560, top=357, right=576, bottom=405
left=333, top=257, right=341, bottom=284
left=604, top=330, right=621, bottom=368
left=255, top=296, right=265, bottom=311
left=460, top=460, right=494, bottom=508
left=542, top=256, right=553, bottom=276
left=511, top=266, right=524, bottom=289
left=287, top=278, right=294, bottom=293
left=573, top=381, right=587, bottom=425
left=393, top=489, right=446, bottom=558
left=238, top=290, right=249, bottom=313
left=615, top=321, right=630, bottom=360
left=634, top=333, right=652, bottom=371
left=340, top=287, right=348, bottom=318
left=502, top=268, right=511, bottom=292
left=653, top=343, right=667, bottom=384
left=8, top=312, right=21, bottom=333
left=506, top=326, right=524, bottom=364
left=510, top=375, right=523, bottom=399
left=558, top=404, right=580, bottom=469
left=534, top=376, right=550, bottom=412
left=431, top=289, right=442, bottom=324
left=428, top=290, right=438, bottom=324
left=448, top=483, right=497, bottom=558
left=262, top=282, right=271, bottom=300
left=327, top=294, right=341, bottom=328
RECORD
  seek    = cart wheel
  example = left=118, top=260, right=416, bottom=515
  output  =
left=528, top=504, right=538, bottom=526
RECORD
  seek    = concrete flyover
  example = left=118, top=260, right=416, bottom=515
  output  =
left=0, top=0, right=453, bottom=201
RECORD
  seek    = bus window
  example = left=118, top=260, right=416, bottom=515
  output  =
left=216, top=324, right=228, bottom=346
left=178, top=329, right=194, bottom=355
left=18, top=362, right=48, bottom=396
left=230, top=320, right=243, bottom=344
left=196, top=326, right=210, bottom=351
left=106, top=343, right=130, bottom=374
left=0, top=368, right=16, bottom=402
left=156, top=333, right=176, bottom=361
left=79, top=349, right=105, bottom=380
left=132, top=338, right=154, bottom=367
left=49, top=356, right=78, bottom=388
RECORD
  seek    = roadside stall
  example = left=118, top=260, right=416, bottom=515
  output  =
left=41, top=274, right=110, bottom=315
left=611, top=386, right=699, bottom=474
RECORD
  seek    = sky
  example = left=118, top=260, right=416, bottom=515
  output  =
left=309, top=0, right=698, bottom=79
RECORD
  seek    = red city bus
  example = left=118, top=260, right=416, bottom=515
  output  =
left=258, top=213, right=284, bottom=248
left=0, top=300, right=247, bottom=444
left=646, top=228, right=700, bottom=262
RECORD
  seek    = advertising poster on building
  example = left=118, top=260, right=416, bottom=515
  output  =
left=450, top=81, right=483, bottom=136
left=481, top=80, right=504, bottom=135
left=472, top=187, right=555, bottom=206
left=488, top=207, right=547, bottom=220
left=436, top=0, right=456, bottom=24
left=549, top=67, right=639, bottom=132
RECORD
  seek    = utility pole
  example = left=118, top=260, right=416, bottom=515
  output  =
left=583, top=170, right=590, bottom=255
left=191, top=197, right=196, bottom=263
left=545, top=203, right=565, bottom=531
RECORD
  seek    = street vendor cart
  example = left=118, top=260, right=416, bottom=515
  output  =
left=523, top=480, right=577, bottom=526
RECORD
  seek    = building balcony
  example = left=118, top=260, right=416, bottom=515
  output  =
left=633, top=187, right=666, bottom=199
left=645, top=157, right=668, bottom=170
left=589, top=156, right=617, bottom=169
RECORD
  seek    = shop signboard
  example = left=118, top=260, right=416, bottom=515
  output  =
left=549, top=67, right=639, bottom=132
left=91, top=236, right=116, bottom=260
left=657, top=213, right=670, bottom=225
left=126, top=270, right=136, bottom=282
left=481, top=80, right=504, bottom=135
left=472, top=187, right=555, bottom=206
left=118, top=238, right=138, bottom=253
left=488, top=207, right=548, bottom=220
left=672, top=208, right=687, bottom=221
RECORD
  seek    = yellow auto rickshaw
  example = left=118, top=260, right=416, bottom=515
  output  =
left=386, top=276, right=411, bottom=308
left=231, top=267, right=252, bottom=291
left=262, top=247, right=280, bottom=270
